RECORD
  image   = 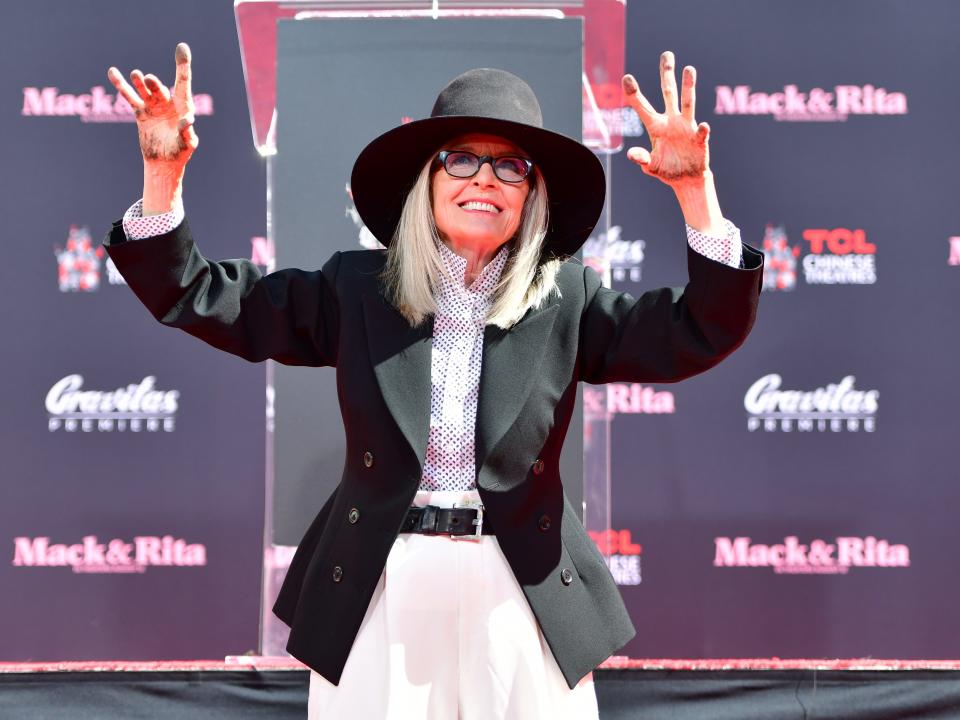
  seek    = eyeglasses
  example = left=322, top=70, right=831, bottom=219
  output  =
left=437, top=150, right=533, bottom=184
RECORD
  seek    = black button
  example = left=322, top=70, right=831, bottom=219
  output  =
left=348, top=508, right=360, bottom=524
left=532, top=459, right=545, bottom=475
left=363, top=451, right=374, bottom=468
left=560, top=568, right=573, bottom=585
left=332, top=565, right=343, bottom=582
left=538, top=515, right=552, bottom=532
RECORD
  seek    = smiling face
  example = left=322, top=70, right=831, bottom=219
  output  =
left=431, top=133, right=531, bottom=255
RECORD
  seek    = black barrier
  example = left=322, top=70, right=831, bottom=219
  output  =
left=3, top=668, right=960, bottom=720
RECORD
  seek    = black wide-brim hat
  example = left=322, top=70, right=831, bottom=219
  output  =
left=350, top=68, right=605, bottom=259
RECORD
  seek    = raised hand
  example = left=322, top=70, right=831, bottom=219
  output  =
left=622, top=51, right=711, bottom=189
left=107, top=43, right=198, bottom=170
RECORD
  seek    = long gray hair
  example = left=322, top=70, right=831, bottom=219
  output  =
left=379, top=156, right=562, bottom=329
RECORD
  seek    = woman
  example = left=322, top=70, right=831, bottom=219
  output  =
left=105, top=44, right=762, bottom=719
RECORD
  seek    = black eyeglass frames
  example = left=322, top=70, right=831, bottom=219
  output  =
left=437, top=150, right=533, bottom=184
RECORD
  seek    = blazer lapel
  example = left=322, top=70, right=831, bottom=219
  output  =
left=362, top=289, right=561, bottom=480
left=474, top=300, right=560, bottom=478
left=362, top=293, right=434, bottom=465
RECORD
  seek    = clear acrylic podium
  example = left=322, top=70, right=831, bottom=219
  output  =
left=234, top=0, right=626, bottom=657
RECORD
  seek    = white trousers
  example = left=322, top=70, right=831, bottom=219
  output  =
left=307, top=489, right=599, bottom=720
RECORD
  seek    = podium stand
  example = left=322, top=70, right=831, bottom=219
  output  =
left=234, top=0, right=625, bottom=656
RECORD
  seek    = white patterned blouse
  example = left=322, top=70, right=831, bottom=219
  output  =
left=122, top=199, right=743, bottom=491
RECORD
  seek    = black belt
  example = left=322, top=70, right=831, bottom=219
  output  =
left=400, top=504, right=494, bottom=538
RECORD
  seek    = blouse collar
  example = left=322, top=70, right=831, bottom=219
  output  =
left=436, top=239, right=510, bottom=300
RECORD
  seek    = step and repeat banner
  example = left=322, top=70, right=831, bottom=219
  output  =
left=0, top=1, right=267, bottom=660
left=1, top=0, right=957, bottom=663
left=602, top=0, right=959, bottom=660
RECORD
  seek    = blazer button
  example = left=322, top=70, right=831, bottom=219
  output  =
left=363, top=451, right=374, bottom=468
left=538, top=514, right=552, bottom=532
left=560, top=568, right=573, bottom=586
left=348, top=508, right=360, bottom=524
left=532, top=458, right=545, bottom=475
left=332, top=565, right=343, bottom=582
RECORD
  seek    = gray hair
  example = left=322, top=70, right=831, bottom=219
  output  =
left=379, top=157, right=562, bottom=329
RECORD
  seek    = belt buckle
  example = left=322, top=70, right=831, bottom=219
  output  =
left=450, top=500, right=484, bottom=541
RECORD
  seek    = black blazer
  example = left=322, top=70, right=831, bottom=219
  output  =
left=104, top=217, right=764, bottom=689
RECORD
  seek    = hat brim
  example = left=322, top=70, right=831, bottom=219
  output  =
left=350, top=115, right=605, bottom=258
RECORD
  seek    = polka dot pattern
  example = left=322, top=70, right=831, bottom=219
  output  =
left=122, top=198, right=185, bottom=240
left=419, top=240, right=509, bottom=492
left=686, top=218, right=743, bottom=268
left=121, top=197, right=744, bottom=493
left=417, top=222, right=742, bottom=492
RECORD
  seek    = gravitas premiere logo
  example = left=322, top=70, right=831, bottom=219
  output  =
left=714, top=84, right=907, bottom=121
left=12, top=535, right=206, bottom=574
left=22, top=86, right=214, bottom=123
left=744, top=374, right=878, bottom=433
left=714, top=536, right=910, bottom=574
left=583, top=225, right=646, bottom=283
left=762, top=225, right=877, bottom=291
left=46, top=374, right=180, bottom=433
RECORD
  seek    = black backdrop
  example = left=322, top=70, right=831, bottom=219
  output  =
left=1, top=0, right=957, bottom=663
left=2, top=0, right=266, bottom=659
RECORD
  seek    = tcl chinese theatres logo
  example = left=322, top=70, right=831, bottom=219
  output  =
left=762, top=225, right=876, bottom=291
left=590, top=529, right=642, bottom=586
